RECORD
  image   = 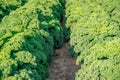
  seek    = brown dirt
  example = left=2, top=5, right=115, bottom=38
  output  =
left=46, top=41, right=80, bottom=80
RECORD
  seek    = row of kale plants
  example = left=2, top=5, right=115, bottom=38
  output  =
left=0, top=0, right=64, bottom=80
left=0, top=0, right=28, bottom=22
left=65, top=0, right=120, bottom=80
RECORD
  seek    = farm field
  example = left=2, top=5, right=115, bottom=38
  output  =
left=0, top=0, right=120, bottom=80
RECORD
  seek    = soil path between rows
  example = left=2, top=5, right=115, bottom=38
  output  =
left=46, top=41, right=80, bottom=80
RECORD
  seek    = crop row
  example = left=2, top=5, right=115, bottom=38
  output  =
left=0, top=0, right=28, bottom=22
left=0, top=0, right=64, bottom=80
left=65, top=0, right=120, bottom=80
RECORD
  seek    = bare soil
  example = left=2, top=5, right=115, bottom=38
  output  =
left=46, top=41, right=80, bottom=80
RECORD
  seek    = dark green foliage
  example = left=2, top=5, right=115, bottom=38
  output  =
left=63, top=26, right=70, bottom=42
left=0, top=27, right=53, bottom=79
left=59, top=0, right=65, bottom=7
left=0, top=0, right=64, bottom=79
left=0, top=0, right=28, bottom=22
left=1, top=0, right=63, bottom=48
